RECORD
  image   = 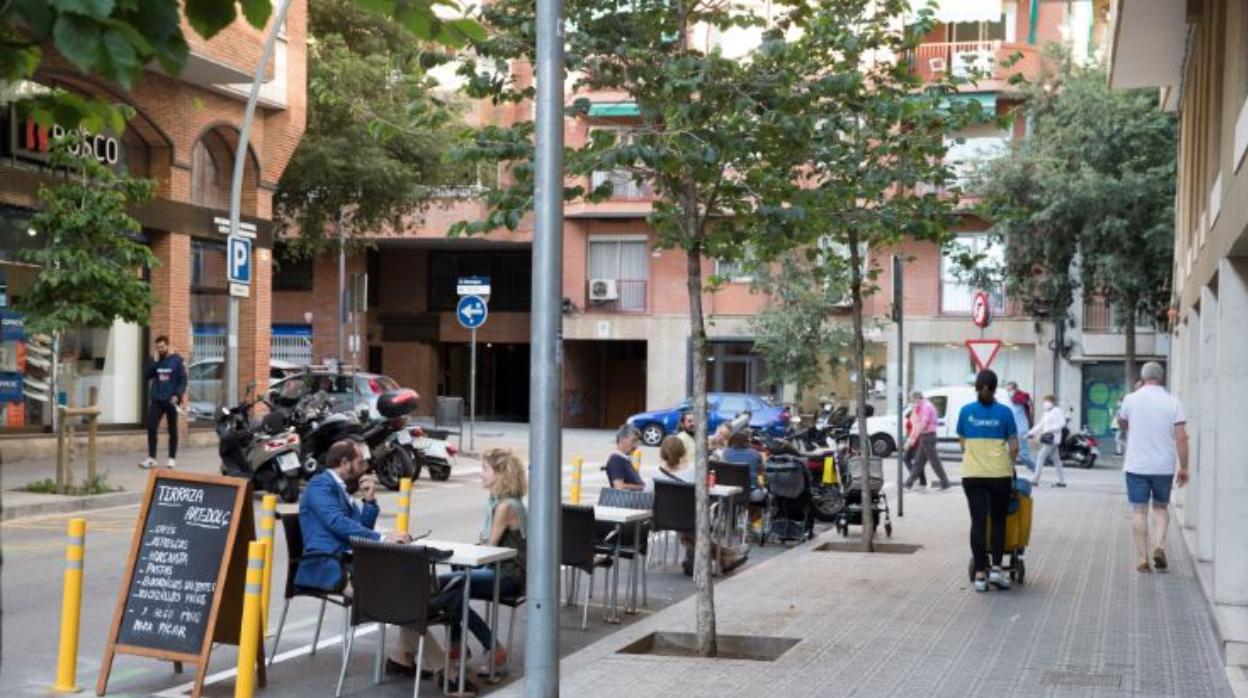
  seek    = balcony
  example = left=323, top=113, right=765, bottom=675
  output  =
left=909, top=41, right=1041, bottom=90
left=590, top=170, right=655, bottom=201
left=586, top=279, right=648, bottom=313
left=1083, top=298, right=1157, bottom=334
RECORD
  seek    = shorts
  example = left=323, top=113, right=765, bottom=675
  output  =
left=1125, top=472, right=1173, bottom=506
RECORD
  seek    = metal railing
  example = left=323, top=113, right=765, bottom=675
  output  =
left=911, top=40, right=1001, bottom=80
left=1083, top=299, right=1156, bottom=333
left=591, top=170, right=655, bottom=200
left=191, top=334, right=226, bottom=363
left=271, top=334, right=313, bottom=365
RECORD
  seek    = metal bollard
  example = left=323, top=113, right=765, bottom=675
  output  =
left=53, top=517, right=86, bottom=693
left=258, top=494, right=278, bottom=635
left=236, top=541, right=265, bottom=698
left=396, top=477, right=412, bottom=535
left=570, top=456, right=584, bottom=505
left=823, top=456, right=836, bottom=485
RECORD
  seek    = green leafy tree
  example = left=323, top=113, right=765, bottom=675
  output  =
left=15, top=140, right=159, bottom=339
left=977, top=55, right=1177, bottom=388
left=450, top=0, right=812, bottom=655
left=0, top=0, right=480, bottom=132
left=749, top=252, right=852, bottom=405
left=275, top=0, right=475, bottom=255
left=779, top=0, right=983, bottom=549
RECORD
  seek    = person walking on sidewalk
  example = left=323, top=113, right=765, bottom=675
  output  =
left=957, top=369, right=1019, bottom=592
left=1006, top=382, right=1037, bottom=472
left=1028, top=395, right=1067, bottom=487
left=1117, top=362, right=1189, bottom=573
left=141, top=335, right=186, bottom=469
left=903, top=390, right=950, bottom=491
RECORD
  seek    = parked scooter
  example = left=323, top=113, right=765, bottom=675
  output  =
left=285, top=391, right=362, bottom=479
left=405, top=426, right=455, bottom=481
left=1060, top=424, right=1100, bottom=469
left=753, top=427, right=846, bottom=522
left=357, top=389, right=420, bottom=490
left=217, top=388, right=302, bottom=503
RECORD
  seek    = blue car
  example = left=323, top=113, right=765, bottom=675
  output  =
left=626, top=393, right=791, bottom=447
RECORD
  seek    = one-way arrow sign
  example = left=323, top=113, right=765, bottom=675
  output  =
left=457, top=295, right=488, bottom=329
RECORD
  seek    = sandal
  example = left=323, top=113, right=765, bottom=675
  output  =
left=1137, top=560, right=1152, bottom=573
left=1153, top=547, right=1168, bottom=571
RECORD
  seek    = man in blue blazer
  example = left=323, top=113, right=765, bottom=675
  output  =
left=295, top=440, right=410, bottom=591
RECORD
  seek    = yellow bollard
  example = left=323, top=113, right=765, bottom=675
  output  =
left=53, top=518, right=86, bottom=693
left=570, top=456, right=584, bottom=505
left=631, top=448, right=641, bottom=471
left=822, top=456, right=836, bottom=485
left=236, top=541, right=265, bottom=698
left=396, top=477, right=412, bottom=535
left=258, top=494, right=278, bottom=635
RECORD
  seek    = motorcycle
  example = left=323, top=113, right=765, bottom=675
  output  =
left=285, top=391, right=363, bottom=480
left=217, top=390, right=302, bottom=503
left=1061, top=424, right=1100, bottom=469
left=357, top=389, right=421, bottom=490
left=752, top=426, right=846, bottom=522
left=405, top=426, right=455, bottom=481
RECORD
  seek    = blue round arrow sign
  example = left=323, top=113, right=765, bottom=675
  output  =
left=457, top=295, right=488, bottom=329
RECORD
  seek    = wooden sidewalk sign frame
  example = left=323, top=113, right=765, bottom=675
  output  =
left=96, top=470, right=266, bottom=698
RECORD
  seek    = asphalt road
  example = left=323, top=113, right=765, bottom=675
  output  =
left=0, top=428, right=814, bottom=697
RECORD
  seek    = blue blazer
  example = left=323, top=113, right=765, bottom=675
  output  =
left=294, top=470, right=381, bottom=591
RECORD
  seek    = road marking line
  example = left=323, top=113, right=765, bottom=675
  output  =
left=153, top=626, right=379, bottom=696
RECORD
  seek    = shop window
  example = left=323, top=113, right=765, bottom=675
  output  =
left=191, top=240, right=228, bottom=364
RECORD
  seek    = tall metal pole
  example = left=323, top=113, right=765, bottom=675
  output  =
left=337, top=212, right=346, bottom=363
left=893, top=255, right=904, bottom=517
left=469, top=327, right=477, bottom=451
left=526, top=0, right=565, bottom=688
left=227, top=0, right=294, bottom=404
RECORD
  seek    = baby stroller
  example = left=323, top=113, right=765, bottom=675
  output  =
left=761, top=456, right=815, bottom=546
left=834, top=455, right=893, bottom=538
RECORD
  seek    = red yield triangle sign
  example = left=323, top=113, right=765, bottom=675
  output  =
left=966, top=339, right=1003, bottom=371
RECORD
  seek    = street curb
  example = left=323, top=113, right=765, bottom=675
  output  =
left=1, top=490, right=143, bottom=521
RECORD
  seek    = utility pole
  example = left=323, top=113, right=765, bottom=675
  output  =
left=526, top=0, right=565, bottom=689
left=227, top=0, right=294, bottom=404
left=893, top=254, right=904, bottom=517
left=337, top=208, right=346, bottom=363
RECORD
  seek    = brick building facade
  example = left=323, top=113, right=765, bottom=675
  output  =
left=0, top=4, right=307, bottom=430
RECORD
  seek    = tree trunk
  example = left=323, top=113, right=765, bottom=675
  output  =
left=848, top=229, right=875, bottom=551
left=686, top=205, right=717, bottom=658
left=1123, top=299, right=1138, bottom=391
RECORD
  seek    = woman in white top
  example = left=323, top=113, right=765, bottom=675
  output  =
left=1027, top=394, right=1067, bottom=487
left=653, top=435, right=692, bottom=484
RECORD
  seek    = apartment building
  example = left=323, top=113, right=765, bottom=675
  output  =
left=0, top=5, right=308, bottom=431
left=275, top=0, right=1134, bottom=434
left=1109, top=0, right=1248, bottom=667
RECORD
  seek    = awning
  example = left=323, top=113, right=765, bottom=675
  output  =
left=908, top=0, right=1003, bottom=24
left=937, top=92, right=998, bottom=113
left=588, top=102, right=640, bottom=118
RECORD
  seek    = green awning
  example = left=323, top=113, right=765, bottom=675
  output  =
left=588, top=102, right=640, bottom=117
left=940, top=92, right=997, bottom=113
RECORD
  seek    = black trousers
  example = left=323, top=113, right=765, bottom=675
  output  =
left=147, top=400, right=179, bottom=459
left=963, top=476, right=1012, bottom=572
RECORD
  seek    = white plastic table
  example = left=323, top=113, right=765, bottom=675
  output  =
left=593, top=506, right=652, bottom=623
left=419, top=539, right=517, bottom=694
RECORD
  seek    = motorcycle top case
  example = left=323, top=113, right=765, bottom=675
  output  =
left=377, top=388, right=420, bottom=418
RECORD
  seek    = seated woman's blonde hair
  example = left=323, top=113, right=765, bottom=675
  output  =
left=484, top=448, right=527, bottom=499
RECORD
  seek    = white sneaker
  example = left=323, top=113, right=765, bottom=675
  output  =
left=139, top=457, right=156, bottom=469
left=973, top=575, right=988, bottom=592
left=989, top=567, right=1010, bottom=590
left=164, top=459, right=177, bottom=469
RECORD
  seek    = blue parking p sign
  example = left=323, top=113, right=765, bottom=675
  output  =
left=228, top=235, right=251, bottom=285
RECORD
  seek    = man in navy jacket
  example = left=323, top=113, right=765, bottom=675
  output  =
left=295, top=440, right=410, bottom=591
left=141, top=335, right=186, bottom=469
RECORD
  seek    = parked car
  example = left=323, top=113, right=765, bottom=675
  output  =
left=626, top=392, right=791, bottom=447
left=267, top=367, right=405, bottom=421
left=851, top=385, right=1010, bottom=457
left=187, top=358, right=301, bottom=422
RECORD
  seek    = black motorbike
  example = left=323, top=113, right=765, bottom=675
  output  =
left=356, top=389, right=420, bottom=490
left=1060, top=424, right=1100, bottom=469
left=217, top=392, right=302, bottom=503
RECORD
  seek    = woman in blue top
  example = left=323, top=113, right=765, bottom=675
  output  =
left=956, top=370, right=1019, bottom=593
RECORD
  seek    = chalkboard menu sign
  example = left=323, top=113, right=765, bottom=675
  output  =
left=98, top=470, right=263, bottom=698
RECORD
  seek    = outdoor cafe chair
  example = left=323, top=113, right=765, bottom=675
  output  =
left=709, top=460, right=753, bottom=546
left=269, top=513, right=351, bottom=667
left=595, top=487, right=652, bottom=606
left=336, top=539, right=450, bottom=698
left=562, top=504, right=614, bottom=630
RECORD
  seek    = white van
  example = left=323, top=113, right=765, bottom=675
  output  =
left=852, top=385, right=1011, bottom=456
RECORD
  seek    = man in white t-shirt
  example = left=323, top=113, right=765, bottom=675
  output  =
left=1117, top=362, right=1189, bottom=573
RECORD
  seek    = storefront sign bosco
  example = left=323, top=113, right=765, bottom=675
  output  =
left=13, top=117, right=121, bottom=166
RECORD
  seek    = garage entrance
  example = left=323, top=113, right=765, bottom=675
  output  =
left=563, top=340, right=647, bottom=428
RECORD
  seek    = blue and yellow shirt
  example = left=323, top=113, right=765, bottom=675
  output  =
left=956, top=399, right=1018, bottom=478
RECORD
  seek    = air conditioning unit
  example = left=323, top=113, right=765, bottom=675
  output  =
left=588, top=278, right=619, bottom=302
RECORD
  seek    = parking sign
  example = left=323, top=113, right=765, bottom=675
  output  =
left=227, top=236, right=251, bottom=298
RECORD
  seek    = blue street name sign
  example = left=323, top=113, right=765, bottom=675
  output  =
left=457, top=295, right=488, bottom=329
